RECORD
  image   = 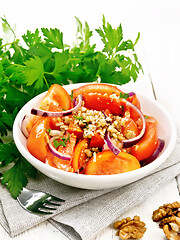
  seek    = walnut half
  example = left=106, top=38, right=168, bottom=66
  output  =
left=152, top=202, right=180, bottom=240
left=113, top=215, right=146, bottom=240
left=162, top=216, right=180, bottom=240
left=152, top=202, right=180, bottom=222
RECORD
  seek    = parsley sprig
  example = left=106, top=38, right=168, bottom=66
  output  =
left=119, top=92, right=130, bottom=100
left=53, top=133, right=71, bottom=148
left=0, top=142, right=38, bottom=198
left=0, top=15, right=143, bottom=198
left=73, top=115, right=84, bottom=121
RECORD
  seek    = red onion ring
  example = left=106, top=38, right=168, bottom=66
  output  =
left=48, top=137, right=71, bottom=161
left=73, top=96, right=78, bottom=107
left=140, top=139, right=165, bottom=166
left=104, top=99, right=146, bottom=155
left=31, top=94, right=83, bottom=117
left=21, top=115, right=30, bottom=138
left=104, top=131, right=121, bottom=155
left=128, top=92, right=135, bottom=97
left=121, top=100, right=146, bottom=148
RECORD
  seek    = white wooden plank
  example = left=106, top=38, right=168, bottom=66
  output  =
left=142, top=29, right=180, bottom=127
left=0, top=221, right=67, bottom=240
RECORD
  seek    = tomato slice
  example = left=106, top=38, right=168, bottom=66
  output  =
left=25, top=84, right=71, bottom=135
left=40, top=84, right=71, bottom=111
left=48, top=117, right=62, bottom=130
left=85, top=150, right=140, bottom=175
left=73, top=83, right=123, bottom=98
left=122, top=118, right=139, bottom=138
left=127, top=95, right=141, bottom=120
left=45, top=150, right=57, bottom=168
left=27, top=118, right=50, bottom=162
left=26, top=115, right=42, bottom=135
left=72, top=139, right=89, bottom=173
left=67, top=122, right=83, bottom=141
left=89, top=132, right=105, bottom=148
left=130, top=116, right=158, bottom=161
left=83, top=92, right=126, bottom=115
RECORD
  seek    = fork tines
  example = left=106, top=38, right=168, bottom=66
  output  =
left=17, top=187, right=65, bottom=215
left=36, top=195, right=65, bottom=214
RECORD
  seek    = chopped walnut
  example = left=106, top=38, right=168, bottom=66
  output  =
left=113, top=215, right=146, bottom=239
left=84, top=149, right=93, bottom=158
left=152, top=202, right=180, bottom=222
left=63, top=116, right=70, bottom=124
left=90, top=147, right=99, bottom=152
left=162, top=216, right=180, bottom=240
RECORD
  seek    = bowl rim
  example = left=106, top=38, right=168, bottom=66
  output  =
left=13, top=83, right=177, bottom=184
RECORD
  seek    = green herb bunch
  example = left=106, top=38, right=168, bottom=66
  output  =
left=0, top=15, right=143, bottom=198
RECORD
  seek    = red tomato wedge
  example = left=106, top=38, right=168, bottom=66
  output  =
left=26, top=115, right=42, bottom=135
left=127, top=95, right=141, bottom=120
left=122, top=118, right=139, bottom=138
left=85, top=150, right=140, bottom=175
left=89, top=132, right=105, bottom=148
left=27, top=118, right=50, bottom=162
left=49, top=117, right=62, bottom=130
left=72, top=139, right=89, bottom=173
left=40, top=84, right=71, bottom=111
left=83, top=92, right=126, bottom=115
left=130, top=116, right=158, bottom=161
left=73, top=83, right=123, bottom=98
left=45, top=151, right=57, bottom=168
left=67, top=122, right=83, bottom=141
left=25, top=84, right=71, bottom=135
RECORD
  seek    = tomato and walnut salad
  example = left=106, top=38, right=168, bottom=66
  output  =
left=21, top=83, right=165, bottom=175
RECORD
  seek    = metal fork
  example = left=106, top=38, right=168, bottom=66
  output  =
left=17, top=187, right=65, bottom=215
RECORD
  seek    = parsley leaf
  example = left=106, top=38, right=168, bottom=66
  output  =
left=73, top=115, right=84, bottom=121
left=0, top=142, right=18, bottom=167
left=22, top=29, right=41, bottom=47
left=52, top=51, right=70, bottom=84
left=41, top=28, right=64, bottom=50
left=1, top=160, right=28, bottom=198
left=45, top=128, right=51, bottom=134
left=23, top=56, right=45, bottom=89
left=1, top=157, right=37, bottom=199
left=53, top=133, right=71, bottom=148
left=0, top=109, right=18, bottom=136
left=96, top=16, right=142, bottom=83
left=54, top=139, right=66, bottom=148
left=119, top=92, right=130, bottom=100
left=96, top=15, right=124, bottom=56
left=3, top=85, right=30, bottom=111
left=29, top=43, right=53, bottom=64
left=70, top=90, right=73, bottom=101
left=75, top=17, right=93, bottom=51
left=0, top=142, right=38, bottom=199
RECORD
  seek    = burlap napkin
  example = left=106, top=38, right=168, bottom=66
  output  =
left=0, top=128, right=180, bottom=240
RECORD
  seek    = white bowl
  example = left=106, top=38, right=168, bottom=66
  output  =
left=13, top=83, right=177, bottom=190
